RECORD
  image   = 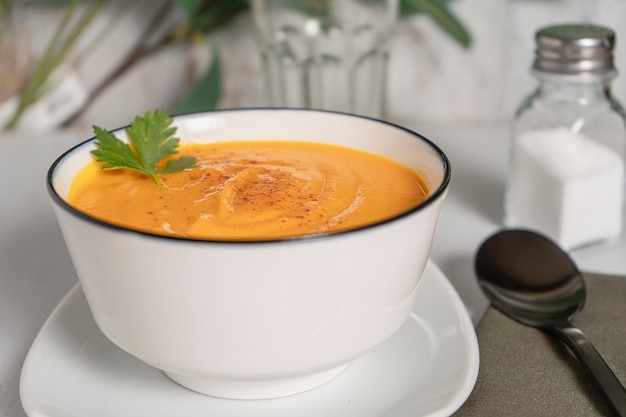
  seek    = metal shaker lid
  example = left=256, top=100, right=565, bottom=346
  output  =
left=533, top=24, right=615, bottom=75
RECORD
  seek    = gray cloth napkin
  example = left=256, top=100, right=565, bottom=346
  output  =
left=455, top=273, right=626, bottom=417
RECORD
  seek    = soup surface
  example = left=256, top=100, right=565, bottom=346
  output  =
left=67, top=141, right=430, bottom=240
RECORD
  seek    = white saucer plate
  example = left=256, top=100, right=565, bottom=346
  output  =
left=20, top=260, right=479, bottom=417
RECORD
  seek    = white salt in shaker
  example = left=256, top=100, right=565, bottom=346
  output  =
left=504, top=24, right=626, bottom=250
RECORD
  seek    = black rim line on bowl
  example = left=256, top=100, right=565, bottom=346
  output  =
left=46, top=108, right=452, bottom=245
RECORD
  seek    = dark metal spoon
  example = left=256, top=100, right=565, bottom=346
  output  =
left=475, top=229, right=626, bottom=416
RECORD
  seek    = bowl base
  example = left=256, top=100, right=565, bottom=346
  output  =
left=164, top=363, right=350, bottom=400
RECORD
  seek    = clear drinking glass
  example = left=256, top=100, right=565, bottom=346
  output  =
left=251, top=0, right=399, bottom=119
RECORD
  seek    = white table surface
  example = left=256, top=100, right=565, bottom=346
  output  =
left=1, top=123, right=625, bottom=417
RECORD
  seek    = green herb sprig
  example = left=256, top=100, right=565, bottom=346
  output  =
left=91, top=109, right=197, bottom=188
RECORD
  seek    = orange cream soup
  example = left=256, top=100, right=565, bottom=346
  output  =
left=68, top=141, right=430, bottom=240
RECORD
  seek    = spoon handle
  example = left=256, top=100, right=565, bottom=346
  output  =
left=552, top=324, right=626, bottom=417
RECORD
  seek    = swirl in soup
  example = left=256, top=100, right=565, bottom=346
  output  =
left=68, top=141, right=430, bottom=240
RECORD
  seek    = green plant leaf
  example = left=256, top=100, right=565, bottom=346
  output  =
left=171, top=0, right=249, bottom=34
left=158, top=155, right=199, bottom=174
left=0, top=0, right=11, bottom=18
left=401, top=0, right=455, bottom=14
left=173, top=51, right=221, bottom=114
left=171, top=0, right=205, bottom=15
left=91, top=126, right=145, bottom=172
left=401, top=0, right=471, bottom=49
left=125, top=110, right=180, bottom=171
left=91, top=109, right=197, bottom=187
left=3, top=0, right=109, bottom=131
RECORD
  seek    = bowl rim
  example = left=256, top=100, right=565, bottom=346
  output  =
left=47, top=107, right=451, bottom=245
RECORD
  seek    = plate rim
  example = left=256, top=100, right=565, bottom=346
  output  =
left=425, top=261, right=480, bottom=416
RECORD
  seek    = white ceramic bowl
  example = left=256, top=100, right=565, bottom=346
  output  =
left=47, top=109, right=451, bottom=399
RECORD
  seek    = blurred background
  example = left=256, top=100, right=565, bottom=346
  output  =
left=1, top=0, right=626, bottom=134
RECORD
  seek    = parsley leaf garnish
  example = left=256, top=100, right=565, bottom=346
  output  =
left=91, top=110, right=197, bottom=188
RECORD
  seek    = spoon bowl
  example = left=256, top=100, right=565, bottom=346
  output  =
left=475, top=229, right=626, bottom=416
left=475, top=228, right=585, bottom=328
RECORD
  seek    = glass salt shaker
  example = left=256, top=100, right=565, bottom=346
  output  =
left=504, top=23, right=626, bottom=250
